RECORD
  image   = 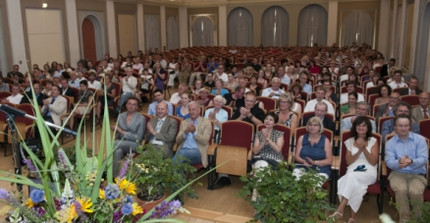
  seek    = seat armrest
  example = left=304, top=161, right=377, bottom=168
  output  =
left=331, top=156, right=340, bottom=171
left=207, top=143, right=218, bottom=155
left=381, top=161, right=387, bottom=176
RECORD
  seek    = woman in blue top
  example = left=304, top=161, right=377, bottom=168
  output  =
left=176, top=92, right=191, bottom=119
left=210, top=79, right=229, bottom=96
left=293, top=116, right=333, bottom=182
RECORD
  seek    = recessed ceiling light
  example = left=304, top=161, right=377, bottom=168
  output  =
left=42, top=3, right=48, bottom=8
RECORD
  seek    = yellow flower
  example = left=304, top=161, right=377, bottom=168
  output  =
left=56, top=204, right=78, bottom=223
left=99, top=189, right=106, bottom=199
left=132, top=202, right=143, bottom=216
left=77, top=197, right=94, bottom=213
left=118, top=178, right=137, bottom=195
left=24, top=198, right=34, bottom=208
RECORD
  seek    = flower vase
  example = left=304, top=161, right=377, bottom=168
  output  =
left=135, top=193, right=167, bottom=212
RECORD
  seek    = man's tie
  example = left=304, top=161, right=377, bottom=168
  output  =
left=155, top=119, right=164, bottom=133
left=424, top=108, right=428, bottom=119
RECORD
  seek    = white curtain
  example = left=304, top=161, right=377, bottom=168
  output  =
left=145, top=14, right=161, bottom=50
left=228, top=7, right=253, bottom=46
left=261, top=6, right=289, bottom=47
left=298, top=4, right=327, bottom=46
left=393, top=6, right=402, bottom=59
left=166, top=16, right=179, bottom=50
left=342, top=11, right=373, bottom=47
left=0, top=6, right=7, bottom=74
left=192, top=16, right=214, bottom=47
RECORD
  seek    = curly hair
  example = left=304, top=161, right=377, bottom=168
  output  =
left=350, top=116, right=372, bottom=140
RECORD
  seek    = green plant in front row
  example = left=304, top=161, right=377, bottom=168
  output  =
left=240, top=162, right=335, bottom=223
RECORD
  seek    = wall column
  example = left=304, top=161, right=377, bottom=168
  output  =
left=398, top=0, right=408, bottom=68
left=327, top=0, right=338, bottom=46
left=389, top=0, right=398, bottom=59
left=5, top=0, right=27, bottom=72
left=377, top=0, right=390, bottom=57
left=65, top=0, right=80, bottom=65
left=160, top=5, right=167, bottom=50
left=408, top=0, right=421, bottom=73
left=218, top=5, right=227, bottom=46
left=178, top=7, right=188, bottom=48
left=106, top=0, right=117, bottom=57
left=137, top=3, right=145, bottom=51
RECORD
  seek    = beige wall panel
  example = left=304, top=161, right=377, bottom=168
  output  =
left=76, top=0, right=105, bottom=11
left=117, top=14, right=136, bottom=56
left=403, top=2, right=414, bottom=70
left=166, top=7, right=179, bottom=18
left=26, top=9, right=64, bottom=67
left=144, top=5, right=160, bottom=14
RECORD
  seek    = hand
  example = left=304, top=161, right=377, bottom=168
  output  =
left=305, top=157, right=316, bottom=165
left=399, top=155, right=412, bottom=168
left=185, top=123, right=196, bottom=134
left=43, top=99, right=50, bottom=105
left=147, top=122, right=156, bottom=135
left=355, top=138, right=366, bottom=150
left=261, top=128, right=269, bottom=139
left=208, top=111, right=215, bottom=120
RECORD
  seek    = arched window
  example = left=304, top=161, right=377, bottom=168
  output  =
left=228, top=7, right=253, bottom=46
left=192, top=16, right=214, bottom=46
left=298, top=4, right=327, bottom=46
left=166, top=16, right=179, bottom=50
left=261, top=6, right=289, bottom=47
left=342, top=11, right=373, bottom=47
left=145, top=14, right=161, bottom=50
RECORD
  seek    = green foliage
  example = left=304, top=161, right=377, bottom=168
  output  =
left=132, top=145, right=197, bottom=201
left=404, top=199, right=430, bottom=223
left=239, top=162, right=335, bottom=223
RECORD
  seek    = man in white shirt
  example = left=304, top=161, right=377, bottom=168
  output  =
left=87, top=70, right=102, bottom=90
left=261, top=77, right=285, bottom=99
left=388, top=70, right=408, bottom=90
left=340, top=82, right=365, bottom=104
left=304, top=86, right=335, bottom=116
left=169, top=84, right=188, bottom=105
left=214, top=64, right=228, bottom=83
left=118, top=67, right=138, bottom=110
left=277, top=66, right=290, bottom=85
left=68, top=70, right=81, bottom=89
left=2, top=84, right=23, bottom=105
left=339, top=66, right=355, bottom=83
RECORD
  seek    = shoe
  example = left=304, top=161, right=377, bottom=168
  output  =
left=208, top=177, right=231, bottom=190
left=329, top=210, right=343, bottom=219
left=347, top=217, right=356, bottom=223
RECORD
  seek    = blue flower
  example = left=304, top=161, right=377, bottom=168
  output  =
left=121, top=203, right=133, bottom=215
left=0, top=188, right=10, bottom=200
left=105, top=184, right=120, bottom=200
left=30, top=189, right=45, bottom=203
left=124, top=195, right=133, bottom=204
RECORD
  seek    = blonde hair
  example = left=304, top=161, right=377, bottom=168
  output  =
left=306, top=116, right=324, bottom=134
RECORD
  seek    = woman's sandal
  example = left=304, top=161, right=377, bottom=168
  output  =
left=347, top=217, right=356, bottom=223
left=329, top=210, right=343, bottom=219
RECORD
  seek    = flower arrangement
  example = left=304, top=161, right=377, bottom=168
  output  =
left=0, top=78, right=209, bottom=222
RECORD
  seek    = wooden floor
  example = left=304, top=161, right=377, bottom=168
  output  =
left=0, top=97, right=400, bottom=222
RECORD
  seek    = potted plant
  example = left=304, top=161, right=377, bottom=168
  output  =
left=240, top=162, right=335, bottom=223
left=131, top=145, right=197, bottom=210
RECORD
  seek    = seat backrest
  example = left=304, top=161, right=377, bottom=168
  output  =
left=366, top=86, right=379, bottom=96
left=419, top=119, right=430, bottom=142
left=111, top=82, right=121, bottom=98
left=220, top=120, right=254, bottom=150
left=378, top=116, right=394, bottom=133
left=0, top=91, right=12, bottom=100
left=401, top=95, right=420, bottom=107
left=16, top=104, right=35, bottom=125
left=293, top=127, right=333, bottom=163
left=340, top=131, right=382, bottom=179
left=257, top=124, right=292, bottom=161
left=257, top=96, right=277, bottom=111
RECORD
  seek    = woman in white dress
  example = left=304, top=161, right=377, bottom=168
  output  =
left=331, top=116, right=379, bottom=223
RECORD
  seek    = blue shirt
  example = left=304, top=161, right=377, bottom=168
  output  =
left=183, top=118, right=199, bottom=149
left=386, top=132, right=428, bottom=175
left=204, top=107, right=228, bottom=130
left=211, top=88, right=229, bottom=96
left=148, top=100, right=173, bottom=115
left=381, top=119, right=420, bottom=143
left=341, top=116, right=377, bottom=132
left=302, top=84, right=312, bottom=95
left=176, top=106, right=190, bottom=119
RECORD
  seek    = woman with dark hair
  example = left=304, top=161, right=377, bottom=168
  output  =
left=331, top=116, right=379, bottom=223
left=375, top=84, right=392, bottom=105
left=341, top=92, right=358, bottom=115
left=251, top=112, right=285, bottom=168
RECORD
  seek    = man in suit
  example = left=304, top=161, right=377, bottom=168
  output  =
left=60, top=78, right=76, bottom=99
left=341, top=101, right=377, bottom=132
left=41, top=85, right=67, bottom=127
left=20, top=82, right=47, bottom=106
left=411, top=91, right=430, bottom=123
left=381, top=101, right=420, bottom=142
left=145, top=102, right=178, bottom=158
left=398, top=75, right=422, bottom=96
left=303, top=102, right=335, bottom=133
left=375, top=91, right=401, bottom=120
left=173, top=101, right=211, bottom=168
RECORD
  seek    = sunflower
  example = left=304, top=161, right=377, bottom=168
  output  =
left=77, top=197, right=93, bottom=213
left=131, top=202, right=143, bottom=216
left=98, top=189, right=106, bottom=199
left=24, top=198, right=34, bottom=208
left=118, top=178, right=137, bottom=195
